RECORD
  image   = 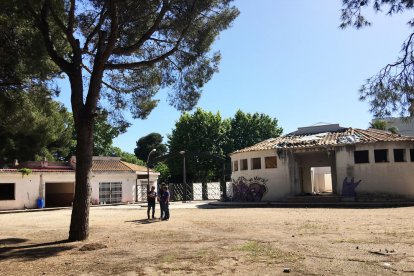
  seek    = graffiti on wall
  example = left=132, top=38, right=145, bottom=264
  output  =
left=232, top=176, right=268, bottom=202
left=342, top=177, right=361, bottom=197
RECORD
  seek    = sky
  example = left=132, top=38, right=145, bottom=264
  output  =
left=57, top=0, right=414, bottom=154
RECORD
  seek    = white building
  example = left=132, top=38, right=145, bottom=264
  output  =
left=230, top=124, right=414, bottom=201
left=0, top=157, right=159, bottom=210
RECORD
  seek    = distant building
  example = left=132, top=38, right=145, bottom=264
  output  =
left=230, top=124, right=414, bottom=201
left=379, top=117, right=414, bottom=136
left=0, top=157, right=159, bottom=210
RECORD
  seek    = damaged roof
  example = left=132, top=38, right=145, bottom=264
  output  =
left=232, top=125, right=414, bottom=154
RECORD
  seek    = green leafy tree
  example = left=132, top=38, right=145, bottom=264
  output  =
left=0, top=88, right=73, bottom=163
left=109, top=147, right=145, bottom=165
left=153, top=162, right=171, bottom=183
left=134, top=133, right=167, bottom=161
left=3, top=0, right=238, bottom=241
left=340, top=1, right=414, bottom=117
left=168, top=108, right=229, bottom=184
left=228, top=110, right=283, bottom=152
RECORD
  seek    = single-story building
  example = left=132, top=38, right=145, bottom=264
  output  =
left=0, top=156, right=159, bottom=210
left=230, top=124, right=414, bottom=201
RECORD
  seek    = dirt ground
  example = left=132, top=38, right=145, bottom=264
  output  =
left=1, top=205, right=414, bottom=275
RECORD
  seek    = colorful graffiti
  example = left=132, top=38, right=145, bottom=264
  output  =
left=232, top=176, right=268, bottom=202
left=342, top=177, right=361, bottom=197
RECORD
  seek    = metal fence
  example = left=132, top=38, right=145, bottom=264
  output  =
left=167, top=182, right=222, bottom=201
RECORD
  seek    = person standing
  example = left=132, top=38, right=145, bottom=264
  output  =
left=147, top=185, right=157, bottom=220
left=161, top=185, right=170, bottom=221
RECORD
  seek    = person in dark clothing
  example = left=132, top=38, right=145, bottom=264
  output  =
left=160, top=185, right=170, bottom=221
left=147, top=185, right=157, bottom=219
left=158, top=184, right=165, bottom=220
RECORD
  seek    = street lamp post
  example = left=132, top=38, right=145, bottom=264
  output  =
left=146, top=149, right=157, bottom=197
left=179, top=151, right=187, bottom=202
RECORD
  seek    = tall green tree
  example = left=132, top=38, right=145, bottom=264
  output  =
left=0, top=88, right=73, bottom=163
left=167, top=108, right=230, bottom=183
left=340, top=0, right=414, bottom=117
left=134, top=133, right=167, bottom=162
left=228, top=110, right=283, bottom=152
left=3, top=0, right=238, bottom=241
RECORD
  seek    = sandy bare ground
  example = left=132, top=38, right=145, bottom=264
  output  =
left=0, top=205, right=414, bottom=275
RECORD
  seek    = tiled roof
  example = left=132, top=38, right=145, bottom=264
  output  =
left=233, top=127, right=414, bottom=154
left=0, top=157, right=154, bottom=173
left=91, top=159, right=133, bottom=172
left=121, top=161, right=151, bottom=172
left=91, top=159, right=154, bottom=173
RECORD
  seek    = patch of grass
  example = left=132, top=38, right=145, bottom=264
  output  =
left=298, top=222, right=322, bottom=231
left=238, top=241, right=300, bottom=263
left=160, top=252, right=177, bottom=262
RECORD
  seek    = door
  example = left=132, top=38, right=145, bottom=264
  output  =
left=99, top=182, right=122, bottom=204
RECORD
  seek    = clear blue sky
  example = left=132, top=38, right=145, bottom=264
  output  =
left=57, top=0, right=413, bottom=154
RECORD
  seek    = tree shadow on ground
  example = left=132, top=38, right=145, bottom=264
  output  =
left=0, top=239, right=75, bottom=261
left=0, top=238, right=29, bottom=245
left=125, top=218, right=164, bottom=225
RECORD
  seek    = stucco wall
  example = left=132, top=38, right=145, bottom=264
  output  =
left=90, top=172, right=158, bottom=203
left=0, top=172, right=75, bottom=210
left=231, top=149, right=291, bottom=201
left=335, top=141, right=414, bottom=197
left=0, top=171, right=159, bottom=210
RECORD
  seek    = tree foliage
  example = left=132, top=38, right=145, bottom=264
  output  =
left=228, top=110, right=283, bottom=152
left=166, top=108, right=282, bottom=183
left=134, top=132, right=167, bottom=161
left=109, top=146, right=145, bottom=165
left=2, top=0, right=238, bottom=241
left=369, top=119, right=399, bottom=133
left=167, top=108, right=229, bottom=183
left=0, top=88, right=73, bottom=163
left=340, top=0, right=414, bottom=117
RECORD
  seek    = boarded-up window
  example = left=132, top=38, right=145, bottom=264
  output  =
left=0, top=183, right=15, bottom=200
left=240, top=159, right=248, bottom=170
left=233, top=160, right=238, bottom=172
left=251, top=158, right=261, bottom=170
left=374, top=149, right=388, bottom=163
left=265, top=156, right=277, bottom=168
left=354, top=150, right=369, bottom=164
left=393, top=149, right=405, bottom=162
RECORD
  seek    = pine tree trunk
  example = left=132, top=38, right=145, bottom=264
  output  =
left=68, top=116, right=94, bottom=241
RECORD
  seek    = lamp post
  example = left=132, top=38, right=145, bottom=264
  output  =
left=179, top=151, right=187, bottom=202
left=147, top=149, right=157, bottom=197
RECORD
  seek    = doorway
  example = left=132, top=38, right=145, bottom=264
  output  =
left=311, top=166, right=333, bottom=194
left=45, top=182, right=74, bottom=207
left=295, top=150, right=337, bottom=195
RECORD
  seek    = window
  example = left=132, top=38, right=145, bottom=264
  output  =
left=411, top=149, right=414, bottom=162
left=233, top=160, right=238, bottom=172
left=354, top=150, right=369, bottom=164
left=374, top=149, right=388, bottom=163
left=393, top=149, right=405, bottom=162
left=0, top=183, right=15, bottom=200
left=240, top=159, right=248, bottom=170
left=265, top=156, right=277, bottom=168
left=251, top=158, right=261, bottom=170
left=99, top=182, right=122, bottom=204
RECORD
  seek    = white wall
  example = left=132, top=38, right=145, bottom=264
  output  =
left=91, top=172, right=158, bottom=203
left=231, top=149, right=291, bottom=201
left=1, top=170, right=159, bottom=210
left=0, top=172, right=75, bottom=210
left=335, top=141, right=414, bottom=197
